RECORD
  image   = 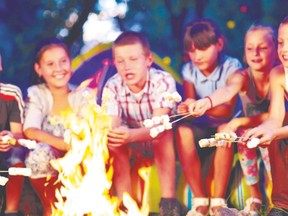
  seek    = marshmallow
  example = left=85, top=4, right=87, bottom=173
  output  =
left=156, top=125, right=165, bottom=133
left=0, top=176, right=8, bottom=186
left=18, top=139, right=37, bottom=149
left=247, top=138, right=260, bottom=149
left=163, top=122, right=172, bottom=130
left=199, top=139, right=210, bottom=148
left=161, top=115, right=170, bottom=124
left=152, top=116, right=162, bottom=125
left=150, top=127, right=159, bottom=138
left=143, top=119, right=154, bottom=128
left=171, top=92, right=182, bottom=102
left=8, top=168, right=32, bottom=176
left=1, top=135, right=16, bottom=145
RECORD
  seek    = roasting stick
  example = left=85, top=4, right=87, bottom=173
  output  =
left=0, top=168, right=32, bottom=176
left=0, top=168, right=32, bottom=186
left=168, top=112, right=190, bottom=119
left=147, top=112, right=193, bottom=138
left=200, top=133, right=260, bottom=149
left=170, top=113, right=192, bottom=125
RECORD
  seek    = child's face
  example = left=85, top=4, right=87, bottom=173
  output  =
left=245, top=29, right=277, bottom=72
left=278, top=23, right=288, bottom=68
left=187, top=39, right=223, bottom=75
left=34, top=46, right=71, bottom=89
left=113, top=42, right=153, bottom=93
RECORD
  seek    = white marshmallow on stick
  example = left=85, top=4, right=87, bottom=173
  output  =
left=143, top=119, right=154, bottom=128
left=171, top=92, right=182, bottom=102
left=18, top=139, right=37, bottom=150
left=247, top=137, right=260, bottom=149
left=0, top=176, right=8, bottom=186
left=162, top=91, right=182, bottom=102
left=150, top=127, right=159, bottom=138
left=8, top=168, right=32, bottom=176
left=1, top=135, right=16, bottom=145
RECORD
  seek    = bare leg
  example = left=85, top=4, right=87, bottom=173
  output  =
left=29, top=176, right=60, bottom=216
left=153, top=130, right=176, bottom=198
left=214, top=146, right=233, bottom=198
left=5, top=162, right=25, bottom=213
left=176, top=125, right=208, bottom=214
left=211, top=146, right=234, bottom=213
left=109, top=146, right=132, bottom=200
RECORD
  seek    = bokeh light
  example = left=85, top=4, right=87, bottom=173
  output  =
left=240, top=5, right=248, bottom=13
left=227, top=20, right=236, bottom=29
left=163, top=56, right=171, bottom=65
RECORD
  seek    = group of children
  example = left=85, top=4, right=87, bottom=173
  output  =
left=0, top=15, right=288, bottom=216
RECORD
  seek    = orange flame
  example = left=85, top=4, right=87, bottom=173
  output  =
left=50, top=90, right=149, bottom=215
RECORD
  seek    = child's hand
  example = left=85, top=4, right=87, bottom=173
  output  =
left=177, top=102, right=189, bottom=114
left=188, top=97, right=211, bottom=117
left=107, top=126, right=131, bottom=147
left=0, top=130, right=13, bottom=152
left=177, top=98, right=195, bottom=114
left=240, top=126, right=274, bottom=147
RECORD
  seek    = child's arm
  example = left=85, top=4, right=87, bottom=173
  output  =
left=107, top=107, right=171, bottom=146
left=266, top=65, right=286, bottom=127
left=183, top=79, right=196, bottom=99
left=189, top=69, right=245, bottom=117
left=24, top=128, right=68, bottom=151
left=9, top=122, right=23, bottom=140
left=241, top=66, right=286, bottom=145
left=220, top=113, right=269, bottom=132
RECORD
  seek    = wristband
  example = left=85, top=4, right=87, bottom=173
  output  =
left=205, top=96, right=213, bottom=108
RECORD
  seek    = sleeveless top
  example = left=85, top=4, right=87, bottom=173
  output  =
left=240, top=69, right=270, bottom=117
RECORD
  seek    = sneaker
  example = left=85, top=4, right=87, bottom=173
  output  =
left=159, top=198, right=182, bottom=216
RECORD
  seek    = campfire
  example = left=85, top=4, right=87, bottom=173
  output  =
left=50, top=90, right=149, bottom=216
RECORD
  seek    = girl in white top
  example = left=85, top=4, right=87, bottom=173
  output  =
left=24, top=38, right=90, bottom=216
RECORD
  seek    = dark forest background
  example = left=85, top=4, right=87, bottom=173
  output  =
left=0, top=0, right=287, bottom=95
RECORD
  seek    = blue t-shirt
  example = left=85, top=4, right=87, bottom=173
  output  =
left=181, top=55, right=243, bottom=127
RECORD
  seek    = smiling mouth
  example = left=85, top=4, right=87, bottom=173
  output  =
left=53, top=74, right=66, bottom=79
left=282, top=55, right=288, bottom=61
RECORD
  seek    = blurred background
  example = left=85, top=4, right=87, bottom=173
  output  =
left=0, top=0, right=287, bottom=96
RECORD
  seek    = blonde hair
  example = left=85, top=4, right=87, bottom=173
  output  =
left=245, top=24, right=277, bottom=48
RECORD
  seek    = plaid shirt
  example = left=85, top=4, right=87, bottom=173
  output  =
left=103, top=67, right=177, bottom=128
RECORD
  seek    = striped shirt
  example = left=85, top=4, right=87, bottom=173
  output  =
left=0, top=83, right=24, bottom=131
left=103, top=67, right=177, bottom=128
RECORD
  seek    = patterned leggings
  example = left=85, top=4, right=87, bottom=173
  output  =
left=237, top=144, right=271, bottom=185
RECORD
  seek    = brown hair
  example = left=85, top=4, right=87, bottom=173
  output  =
left=34, top=37, right=71, bottom=63
left=280, top=16, right=288, bottom=25
left=32, top=37, right=71, bottom=84
left=183, top=18, right=224, bottom=53
left=112, top=31, right=151, bottom=57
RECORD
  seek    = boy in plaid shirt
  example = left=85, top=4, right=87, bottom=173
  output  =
left=102, top=31, right=181, bottom=216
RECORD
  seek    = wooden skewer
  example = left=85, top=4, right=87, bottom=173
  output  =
left=170, top=113, right=192, bottom=124
left=210, top=135, right=251, bottom=141
left=0, top=171, right=8, bottom=173
left=169, top=112, right=190, bottom=119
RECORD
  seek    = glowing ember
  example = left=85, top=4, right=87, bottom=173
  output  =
left=50, top=90, right=149, bottom=215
